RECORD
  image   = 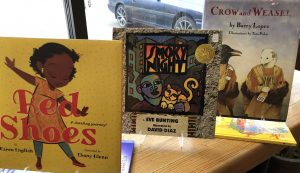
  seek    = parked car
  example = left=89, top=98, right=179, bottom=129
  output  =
left=108, top=0, right=203, bottom=29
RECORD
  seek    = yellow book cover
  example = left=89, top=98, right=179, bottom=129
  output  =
left=215, top=116, right=297, bottom=146
left=0, top=38, right=122, bottom=173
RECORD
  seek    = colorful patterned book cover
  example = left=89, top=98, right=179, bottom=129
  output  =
left=216, top=116, right=296, bottom=146
left=114, top=28, right=222, bottom=138
left=0, top=38, right=122, bottom=173
left=203, top=0, right=300, bottom=121
left=121, top=140, right=134, bottom=173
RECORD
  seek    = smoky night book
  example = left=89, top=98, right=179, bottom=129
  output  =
left=114, top=28, right=222, bottom=138
left=203, top=0, right=299, bottom=145
left=0, top=38, right=122, bottom=172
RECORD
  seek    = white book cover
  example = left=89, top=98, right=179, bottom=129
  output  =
left=203, top=0, right=300, bottom=121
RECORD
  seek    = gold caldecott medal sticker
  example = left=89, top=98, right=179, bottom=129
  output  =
left=195, top=44, right=215, bottom=64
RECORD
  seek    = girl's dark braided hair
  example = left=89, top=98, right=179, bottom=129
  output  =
left=29, top=42, right=80, bottom=80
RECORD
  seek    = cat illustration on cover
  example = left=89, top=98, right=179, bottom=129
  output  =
left=161, top=78, right=199, bottom=112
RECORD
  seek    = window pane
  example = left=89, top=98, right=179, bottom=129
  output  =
left=0, top=0, right=68, bottom=38
left=85, top=0, right=204, bottom=40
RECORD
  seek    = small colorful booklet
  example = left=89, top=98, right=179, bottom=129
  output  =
left=203, top=0, right=299, bottom=145
left=216, top=116, right=296, bottom=146
left=121, top=140, right=134, bottom=173
left=0, top=37, right=122, bottom=172
left=114, top=28, right=222, bottom=138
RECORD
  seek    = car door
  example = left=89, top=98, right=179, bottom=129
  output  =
left=135, top=0, right=191, bottom=28
left=155, top=0, right=178, bottom=28
left=130, top=0, right=162, bottom=27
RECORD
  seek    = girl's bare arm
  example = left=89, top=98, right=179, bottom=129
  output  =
left=5, top=57, right=35, bottom=85
left=57, top=96, right=89, bottom=116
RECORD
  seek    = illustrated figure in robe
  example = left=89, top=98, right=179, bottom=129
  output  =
left=218, top=45, right=241, bottom=115
left=241, top=48, right=289, bottom=120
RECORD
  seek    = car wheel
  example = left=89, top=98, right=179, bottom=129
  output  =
left=174, top=16, right=196, bottom=30
left=116, top=4, right=127, bottom=27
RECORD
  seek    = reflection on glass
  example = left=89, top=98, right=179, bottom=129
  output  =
left=85, top=0, right=205, bottom=40
left=0, top=0, right=68, bottom=38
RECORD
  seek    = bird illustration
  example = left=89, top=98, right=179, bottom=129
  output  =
left=221, top=45, right=242, bottom=64
left=218, top=44, right=242, bottom=116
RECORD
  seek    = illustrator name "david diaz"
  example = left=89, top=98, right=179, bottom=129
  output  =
left=0, top=146, right=33, bottom=153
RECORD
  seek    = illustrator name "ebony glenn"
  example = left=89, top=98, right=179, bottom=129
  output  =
left=211, top=6, right=290, bottom=17
left=77, top=152, right=108, bottom=159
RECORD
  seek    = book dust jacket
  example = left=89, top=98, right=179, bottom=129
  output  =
left=114, top=28, right=222, bottom=138
left=203, top=0, right=299, bottom=145
left=204, top=0, right=300, bottom=121
left=0, top=38, right=122, bottom=173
